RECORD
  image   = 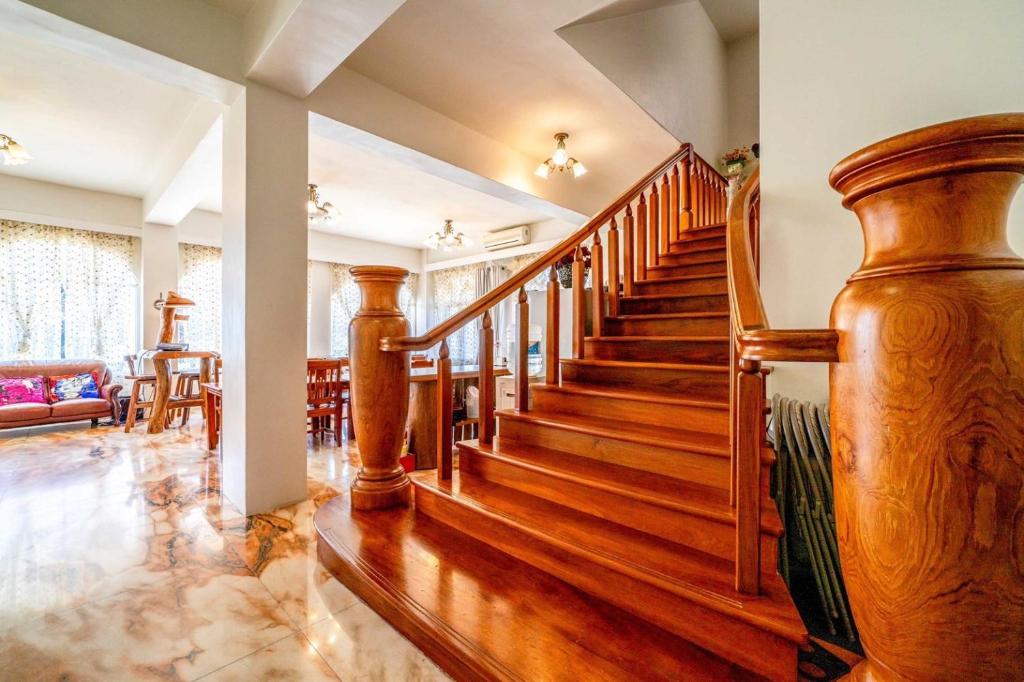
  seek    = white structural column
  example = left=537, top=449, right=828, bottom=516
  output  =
left=140, top=223, right=179, bottom=349
left=222, top=81, right=309, bottom=515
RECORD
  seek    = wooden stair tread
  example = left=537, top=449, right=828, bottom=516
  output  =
left=561, top=357, right=730, bottom=374
left=607, top=311, right=729, bottom=321
left=587, top=333, right=729, bottom=344
left=412, top=470, right=806, bottom=643
left=474, top=438, right=781, bottom=534
left=314, top=493, right=761, bottom=682
left=649, top=255, right=725, bottom=268
left=636, top=272, right=726, bottom=284
left=533, top=381, right=728, bottom=410
left=497, top=406, right=730, bottom=457
left=621, top=292, right=728, bottom=302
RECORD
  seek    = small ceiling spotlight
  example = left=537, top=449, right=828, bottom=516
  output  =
left=0, top=134, right=31, bottom=166
left=535, top=132, right=586, bottom=179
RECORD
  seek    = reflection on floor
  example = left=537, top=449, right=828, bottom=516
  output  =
left=0, top=420, right=449, bottom=681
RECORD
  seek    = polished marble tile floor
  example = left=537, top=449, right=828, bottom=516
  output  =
left=0, top=421, right=449, bottom=681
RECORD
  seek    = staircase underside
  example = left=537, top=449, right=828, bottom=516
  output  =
left=314, top=489, right=765, bottom=682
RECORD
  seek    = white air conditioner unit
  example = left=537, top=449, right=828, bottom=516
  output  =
left=483, top=225, right=530, bottom=251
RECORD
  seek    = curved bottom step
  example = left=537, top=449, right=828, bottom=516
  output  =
left=314, top=492, right=765, bottom=682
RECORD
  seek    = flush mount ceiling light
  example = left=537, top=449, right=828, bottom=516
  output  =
left=306, top=183, right=338, bottom=223
left=535, top=132, right=586, bottom=179
left=0, top=134, right=31, bottom=166
left=425, top=219, right=471, bottom=251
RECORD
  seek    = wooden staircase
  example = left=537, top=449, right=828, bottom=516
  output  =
left=317, top=145, right=808, bottom=681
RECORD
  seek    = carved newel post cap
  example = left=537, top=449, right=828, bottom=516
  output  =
left=349, top=265, right=410, bottom=282
left=829, top=113, right=1024, bottom=208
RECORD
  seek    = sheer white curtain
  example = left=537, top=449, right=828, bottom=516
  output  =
left=431, top=263, right=481, bottom=364
left=177, top=243, right=222, bottom=354
left=329, top=263, right=418, bottom=357
left=0, top=220, right=139, bottom=378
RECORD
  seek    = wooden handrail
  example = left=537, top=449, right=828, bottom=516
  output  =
left=725, top=168, right=839, bottom=364
left=380, top=144, right=693, bottom=352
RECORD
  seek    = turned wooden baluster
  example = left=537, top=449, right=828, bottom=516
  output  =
left=670, top=165, right=681, bottom=243
left=636, top=195, right=648, bottom=280
left=607, top=218, right=620, bottom=318
left=545, top=266, right=559, bottom=385
left=701, top=164, right=710, bottom=227
left=680, top=153, right=692, bottom=234
left=660, top=173, right=670, bottom=256
left=623, top=206, right=635, bottom=297
left=648, top=182, right=659, bottom=265
left=436, top=338, right=453, bottom=482
left=734, top=357, right=762, bottom=595
left=690, top=161, right=701, bottom=228
left=515, top=287, right=529, bottom=412
left=478, top=310, right=495, bottom=444
left=571, top=247, right=586, bottom=359
left=348, top=265, right=411, bottom=510
left=591, top=232, right=604, bottom=338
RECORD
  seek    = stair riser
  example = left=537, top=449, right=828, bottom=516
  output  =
left=635, top=277, right=726, bottom=296
left=604, top=315, right=729, bottom=336
left=497, top=415, right=731, bottom=488
left=414, top=481, right=799, bottom=682
left=561, top=362, right=730, bottom=400
left=619, top=294, right=728, bottom=314
left=646, top=262, right=726, bottom=279
left=532, top=385, right=729, bottom=435
left=462, top=445, right=744, bottom=561
left=585, top=337, right=730, bottom=364
left=672, top=225, right=725, bottom=243
left=657, top=243, right=726, bottom=262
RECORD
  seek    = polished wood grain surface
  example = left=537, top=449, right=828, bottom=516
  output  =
left=827, top=113, right=1024, bottom=680
left=348, top=266, right=412, bottom=510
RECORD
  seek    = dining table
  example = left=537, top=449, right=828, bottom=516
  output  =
left=406, top=364, right=510, bottom=470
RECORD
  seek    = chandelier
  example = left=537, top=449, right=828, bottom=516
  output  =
left=0, top=134, right=31, bottom=166
left=424, top=219, right=470, bottom=251
left=306, top=184, right=338, bottom=223
left=535, top=132, right=586, bottom=179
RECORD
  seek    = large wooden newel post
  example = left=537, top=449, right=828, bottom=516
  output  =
left=828, top=114, right=1024, bottom=680
left=349, top=266, right=412, bottom=510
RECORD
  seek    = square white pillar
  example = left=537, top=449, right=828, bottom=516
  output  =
left=140, top=222, right=179, bottom=351
left=221, top=81, right=308, bottom=515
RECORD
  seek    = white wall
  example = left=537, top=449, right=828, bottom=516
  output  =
left=558, top=1, right=729, bottom=160
left=760, top=0, right=1024, bottom=402
left=725, top=33, right=758, bottom=152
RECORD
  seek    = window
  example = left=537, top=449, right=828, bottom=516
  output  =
left=177, top=243, right=222, bottom=354
left=0, top=219, right=139, bottom=379
left=329, top=263, right=418, bottom=357
left=430, top=263, right=481, bottom=364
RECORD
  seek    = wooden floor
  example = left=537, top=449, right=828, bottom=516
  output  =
left=314, top=486, right=764, bottom=682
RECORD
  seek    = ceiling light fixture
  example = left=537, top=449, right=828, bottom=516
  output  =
left=0, top=134, right=31, bottom=166
left=535, top=132, right=586, bottom=179
left=424, top=219, right=470, bottom=251
left=307, top=184, right=338, bottom=223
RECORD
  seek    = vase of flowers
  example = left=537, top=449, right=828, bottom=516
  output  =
left=554, top=245, right=591, bottom=289
left=721, top=146, right=751, bottom=178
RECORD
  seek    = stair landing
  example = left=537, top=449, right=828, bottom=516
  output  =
left=314, top=488, right=763, bottom=682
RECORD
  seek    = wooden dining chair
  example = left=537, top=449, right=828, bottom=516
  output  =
left=307, top=359, right=344, bottom=443
left=123, top=353, right=157, bottom=432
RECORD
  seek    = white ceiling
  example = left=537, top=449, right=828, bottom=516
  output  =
left=699, top=0, right=758, bottom=43
left=0, top=29, right=202, bottom=199
left=343, top=0, right=679, bottom=202
left=308, top=134, right=550, bottom=248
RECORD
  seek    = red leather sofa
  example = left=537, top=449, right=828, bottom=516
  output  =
left=0, top=360, right=121, bottom=429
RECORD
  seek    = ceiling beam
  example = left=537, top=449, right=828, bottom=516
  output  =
left=244, top=0, right=407, bottom=98
left=143, top=101, right=225, bottom=226
left=4, top=0, right=243, bottom=102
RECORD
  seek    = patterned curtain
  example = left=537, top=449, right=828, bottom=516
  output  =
left=500, top=253, right=550, bottom=292
left=431, top=263, right=481, bottom=364
left=177, top=243, right=222, bottom=355
left=0, top=220, right=139, bottom=379
left=329, top=264, right=418, bottom=357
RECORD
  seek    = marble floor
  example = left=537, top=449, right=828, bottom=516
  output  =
left=0, top=420, right=450, bottom=681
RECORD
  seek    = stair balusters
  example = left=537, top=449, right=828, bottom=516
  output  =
left=636, top=194, right=648, bottom=281
left=670, top=166, right=681, bottom=243
left=437, top=338, right=453, bottom=482
left=591, top=232, right=604, bottom=338
left=571, top=247, right=586, bottom=359
left=734, top=357, right=763, bottom=594
left=680, top=153, right=692, bottom=234
left=660, top=174, right=670, bottom=258
left=648, top=182, right=659, bottom=267
left=607, top=218, right=620, bottom=318
left=515, top=287, right=529, bottom=412
left=478, top=311, right=495, bottom=444
left=623, top=206, right=635, bottom=297
left=545, top=267, right=559, bottom=386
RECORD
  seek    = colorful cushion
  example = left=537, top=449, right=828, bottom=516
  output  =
left=0, top=376, right=46, bottom=406
left=48, top=373, right=100, bottom=402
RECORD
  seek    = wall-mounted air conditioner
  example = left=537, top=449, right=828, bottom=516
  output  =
left=483, top=225, right=530, bottom=251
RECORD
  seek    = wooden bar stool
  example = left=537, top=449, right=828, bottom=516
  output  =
left=123, top=354, right=158, bottom=432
